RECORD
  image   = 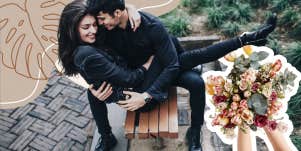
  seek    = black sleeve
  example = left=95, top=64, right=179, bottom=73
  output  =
left=145, top=23, right=180, bottom=100
left=79, top=46, right=146, bottom=88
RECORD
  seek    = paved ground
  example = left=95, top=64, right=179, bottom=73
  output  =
left=0, top=63, right=270, bottom=150
left=0, top=71, right=95, bottom=151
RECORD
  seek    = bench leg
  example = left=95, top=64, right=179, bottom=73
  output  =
left=152, top=137, right=165, bottom=150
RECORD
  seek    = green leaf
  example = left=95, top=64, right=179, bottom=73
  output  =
left=250, top=62, right=260, bottom=69
left=250, top=51, right=269, bottom=61
left=247, top=93, right=268, bottom=115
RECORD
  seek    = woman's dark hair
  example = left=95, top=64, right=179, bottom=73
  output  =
left=87, top=0, right=125, bottom=17
left=58, top=0, right=92, bottom=76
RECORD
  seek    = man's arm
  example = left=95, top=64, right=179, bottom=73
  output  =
left=145, top=22, right=180, bottom=100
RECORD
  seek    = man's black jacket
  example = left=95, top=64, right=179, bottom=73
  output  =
left=99, top=11, right=180, bottom=100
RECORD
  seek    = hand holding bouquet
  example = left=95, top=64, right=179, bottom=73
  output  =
left=203, top=45, right=301, bottom=148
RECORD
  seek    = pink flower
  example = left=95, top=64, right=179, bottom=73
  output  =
left=254, top=115, right=268, bottom=127
left=217, top=102, right=228, bottom=110
left=232, top=94, right=241, bottom=102
left=224, top=80, right=233, bottom=92
left=216, top=76, right=225, bottom=86
left=239, top=99, right=248, bottom=109
left=267, top=120, right=278, bottom=130
left=241, top=109, right=254, bottom=124
left=214, top=85, right=224, bottom=96
left=231, top=115, right=242, bottom=125
left=231, top=102, right=239, bottom=110
left=244, top=91, right=252, bottom=98
left=239, top=79, right=248, bottom=91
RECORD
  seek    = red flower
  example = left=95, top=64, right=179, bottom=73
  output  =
left=213, top=95, right=228, bottom=104
left=267, top=120, right=278, bottom=130
left=251, top=82, right=260, bottom=92
left=270, top=91, right=277, bottom=102
left=254, top=115, right=268, bottom=127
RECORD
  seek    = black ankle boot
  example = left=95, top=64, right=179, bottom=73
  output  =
left=95, top=132, right=117, bottom=151
left=239, top=13, right=277, bottom=46
left=186, top=127, right=202, bottom=151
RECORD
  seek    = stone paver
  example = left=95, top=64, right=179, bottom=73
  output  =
left=0, top=72, right=95, bottom=151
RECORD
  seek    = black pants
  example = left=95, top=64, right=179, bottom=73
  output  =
left=88, top=37, right=241, bottom=135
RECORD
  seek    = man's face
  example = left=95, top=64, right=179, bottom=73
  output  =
left=97, top=11, right=120, bottom=30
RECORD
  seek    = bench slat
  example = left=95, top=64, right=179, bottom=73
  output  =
left=168, top=87, right=178, bottom=138
left=159, top=99, right=169, bottom=137
left=149, top=105, right=159, bottom=137
left=124, top=111, right=135, bottom=139
left=138, top=112, right=149, bottom=139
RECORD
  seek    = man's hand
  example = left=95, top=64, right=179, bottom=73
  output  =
left=89, top=82, right=113, bottom=101
left=117, top=91, right=146, bottom=111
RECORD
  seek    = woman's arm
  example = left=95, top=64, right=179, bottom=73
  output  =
left=125, top=4, right=141, bottom=32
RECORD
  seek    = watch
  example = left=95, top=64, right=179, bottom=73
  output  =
left=143, top=93, right=152, bottom=103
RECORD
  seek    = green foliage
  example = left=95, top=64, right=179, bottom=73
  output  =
left=236, top=3, right=253, bottom=23
left=249, top=0, right=270, bottom=8
left=272, top=0, right=290, bottom=12
left=160, top=10, right=191, bottom=37
left=267, top=38, right=281, bottom=54
left=291, top=135, right=301, bottom=151
left=207, top=7, right=226, bottom=28
left=221, top=22, right=240, bottom=37
left=223, top=3, right=253, bottom=23
left=279, top=8, right=299, bottom=27
left=289, top=21, right=301, bottom=39
left=247, top=93, right=268, bottom=115
left=282, top=42, right=301, bottom=72
left=287, top=84, right=301, bottom=126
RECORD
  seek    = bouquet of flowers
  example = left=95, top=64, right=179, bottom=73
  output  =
left=203, top=45, right=301, bottom=144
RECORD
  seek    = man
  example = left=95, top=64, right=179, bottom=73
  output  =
left=86, top=0, right=277, bottom=151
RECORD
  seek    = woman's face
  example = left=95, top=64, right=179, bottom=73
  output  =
left=78, top=14, right=98, bottom=44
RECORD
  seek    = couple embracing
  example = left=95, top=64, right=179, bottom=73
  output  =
left=58, top=0, right=277, bottom=151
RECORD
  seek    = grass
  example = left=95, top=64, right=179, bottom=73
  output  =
left=221, top=22, right=240, bottom=37
left=160, top=10, right=191, bottom=37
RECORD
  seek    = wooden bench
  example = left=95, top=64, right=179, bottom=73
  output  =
left=124, top=87, right=178, bottom=139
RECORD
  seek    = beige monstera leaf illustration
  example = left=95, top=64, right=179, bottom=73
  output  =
left=0, top=0, right=71, bottom=108
left=0, top=0, right=180, bottom=109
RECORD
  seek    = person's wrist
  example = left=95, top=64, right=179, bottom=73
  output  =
left=142, top=92, right=152, bottom=103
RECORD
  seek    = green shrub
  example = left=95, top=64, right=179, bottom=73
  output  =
left=249, top=0, right=270, bottom=8
left=160, top=10, right=191, bottom=37
left=221, top=22, right=241, bottom=37
left=207, top=7, right=226, bottom=28
left=289, top=21, right=301, bottom=39
left=272, top=0, right=290, bottom=12
left=287, top=84, right=301, bottom=126
left=267, top=37, right=281, bottom=54
left=290, top=134, right=301, bottom=151
left=279, top=8, right=299, bottom=27
left=236, top=3, right=253, bottom=23
left=282, top=42, right=301, bottom=72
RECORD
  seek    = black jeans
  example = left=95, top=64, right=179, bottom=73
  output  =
left=89, top=37, right=241, bottom=135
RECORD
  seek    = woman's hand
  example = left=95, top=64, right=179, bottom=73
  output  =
left=89, top=82, right=112, bottom=101
left=142, top=55, right=154, bottom=70
left=126, top=4, right=141, bottom=32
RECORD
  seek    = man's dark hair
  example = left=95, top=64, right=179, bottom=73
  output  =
left=87, top=0, right=125, bottom=16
